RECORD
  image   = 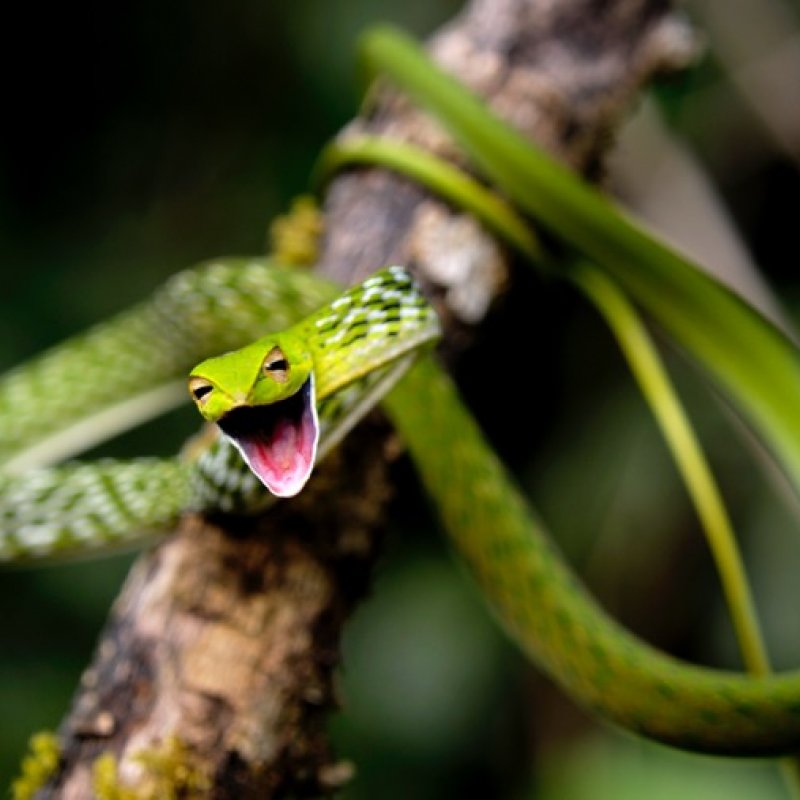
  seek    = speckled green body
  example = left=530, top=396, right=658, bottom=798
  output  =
left=0, top=459, right=190, bottom=561
left=2, top=261, right=800, bottom=754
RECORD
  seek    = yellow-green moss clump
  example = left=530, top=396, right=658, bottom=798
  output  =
left=269, top=195, right=323, bottom=266
left=11, top=731, right=61, bottom=800
left=92, top=735, right=211, bottom=800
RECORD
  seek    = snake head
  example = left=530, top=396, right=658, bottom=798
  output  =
left=188, top=331, right=319, bottom=498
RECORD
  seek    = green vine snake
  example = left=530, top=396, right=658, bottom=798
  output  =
left=3, top=27, right=800, bottom=762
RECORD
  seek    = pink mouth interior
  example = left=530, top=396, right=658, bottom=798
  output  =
left=238, top=404, right=317, bottom=497
left=219, top=378, right=319, bottom=498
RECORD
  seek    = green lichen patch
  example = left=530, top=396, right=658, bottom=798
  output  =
left=11, top=731, right=61, bottom=800
left=92, top=735, right=211, bottom=800
left=269, top=195, right=323, bottom=266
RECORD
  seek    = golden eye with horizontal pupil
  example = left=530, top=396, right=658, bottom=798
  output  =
left=188, top=376, right=213, bottom=405
left=262, top=346, right=289, bottom=383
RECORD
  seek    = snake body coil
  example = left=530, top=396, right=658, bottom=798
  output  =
left=2, top=261, right=800, bottom=755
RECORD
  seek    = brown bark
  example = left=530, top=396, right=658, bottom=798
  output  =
left=43, top=1, right=694, bottom=797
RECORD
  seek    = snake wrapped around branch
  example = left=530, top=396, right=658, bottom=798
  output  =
left=4, top=26, right=800, bottom=764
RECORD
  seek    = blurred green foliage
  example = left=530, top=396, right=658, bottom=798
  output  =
left=1, top=0, right=799, bottom=797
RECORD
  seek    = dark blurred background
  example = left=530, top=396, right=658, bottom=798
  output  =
left=1, top=1, right=799, bottom=797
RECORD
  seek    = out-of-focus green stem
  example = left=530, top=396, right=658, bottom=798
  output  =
left=571, top=261, right=771, bottom=677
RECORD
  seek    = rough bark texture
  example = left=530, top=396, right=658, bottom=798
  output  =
left=42, top=1, right=695, bottom=796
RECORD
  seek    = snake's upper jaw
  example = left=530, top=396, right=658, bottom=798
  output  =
left=217, top=376, right=319, bottom=498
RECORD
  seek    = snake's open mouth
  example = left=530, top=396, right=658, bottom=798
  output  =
left=217, top=376, right=319, bottom=498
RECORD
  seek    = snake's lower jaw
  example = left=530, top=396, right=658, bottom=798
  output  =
left=217, top=377, right=319, bottom=498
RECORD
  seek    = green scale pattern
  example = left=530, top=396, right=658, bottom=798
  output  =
left=0, top=459, right=189, bottom=561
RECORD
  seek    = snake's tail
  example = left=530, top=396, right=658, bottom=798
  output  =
left=387, top=357, right=800, bottom=756
left=0, top=459, right=191, bottom=564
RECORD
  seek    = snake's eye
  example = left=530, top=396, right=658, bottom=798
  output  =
left=188, top=377, right=213, bottom=405
left=263, top=346, right=289, bottom=383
